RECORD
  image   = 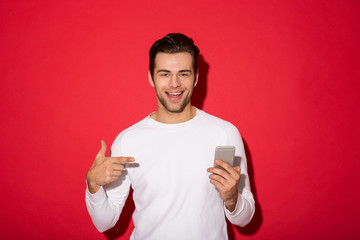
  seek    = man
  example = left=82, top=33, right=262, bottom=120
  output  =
left=85, top=33, right=255, bottom=240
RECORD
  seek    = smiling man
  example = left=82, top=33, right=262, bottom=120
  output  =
left=85, top=33, right=255, bottom=240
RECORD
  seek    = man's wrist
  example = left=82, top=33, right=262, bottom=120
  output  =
left=224, top=193, right=238, bottom=212
left=86, top=172, right=101, bottom=194
left=87, top=181, right=101, bottom=194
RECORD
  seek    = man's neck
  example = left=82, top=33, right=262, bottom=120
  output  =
left=150, top=105, right=197, bottom=124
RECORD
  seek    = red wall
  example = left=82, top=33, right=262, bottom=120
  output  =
left=1, top=0, right=359, bottom=239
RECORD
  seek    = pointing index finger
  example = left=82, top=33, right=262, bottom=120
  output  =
left=112, top=157, right=135, bottom=162
left=112, top=157, right=138, bottom=168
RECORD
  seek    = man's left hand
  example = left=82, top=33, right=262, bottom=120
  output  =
left=207, top=159, right=241, bottom=212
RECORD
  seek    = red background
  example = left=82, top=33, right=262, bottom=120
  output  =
left=1, top=0, right=359, bottom=239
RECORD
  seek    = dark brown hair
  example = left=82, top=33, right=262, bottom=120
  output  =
left=149, top=33, right=200, bottom=79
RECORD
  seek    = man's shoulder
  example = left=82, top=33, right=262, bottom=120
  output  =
left=111, top=115, right=151, bottom=146
left=118, top=115, right=151, bottom=136
left=197, top=109, right=243, bottom=146
left=197, top=109, right=238, bottom=132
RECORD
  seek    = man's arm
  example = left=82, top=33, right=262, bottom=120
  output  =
left=85, top=140, right=133, bottom=232
left=207, top=124, right=255, bottom=227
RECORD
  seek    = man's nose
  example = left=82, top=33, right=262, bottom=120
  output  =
left=169, top=75, right=181, bottom=87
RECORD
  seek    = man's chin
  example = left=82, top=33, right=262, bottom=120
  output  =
left=164, top=106, right=186, bottom=113
left=162, top=102, right=189, bottom=113
left=157, top=94, right=192, bottom=114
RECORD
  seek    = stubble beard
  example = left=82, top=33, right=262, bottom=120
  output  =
left=156, top=88, right=194, bottom=113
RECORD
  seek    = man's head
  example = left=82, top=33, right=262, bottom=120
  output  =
left=149, top=33, right=200, bottom=80
left=148, top=33, right=200, bottom=116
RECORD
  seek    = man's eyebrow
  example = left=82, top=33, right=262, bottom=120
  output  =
left=156, top=69, right=192, bottom=73
left=178, top=70, right=192, bottom=73
left=157, top=69, right=171, bottom=73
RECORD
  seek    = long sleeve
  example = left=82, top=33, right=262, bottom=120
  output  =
left=85, top=136, right=131, bottom=232
left=223, top=124, right=255, bottom=226
left=224, top=189, right=255, bottom=226
left=85, top=173, right=131, bottom=232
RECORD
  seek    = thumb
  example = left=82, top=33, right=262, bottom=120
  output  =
left=97, top=140, right=107, bottom=157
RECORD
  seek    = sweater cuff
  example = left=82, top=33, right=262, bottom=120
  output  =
left=85, top=186, right=106, bottom=204
left=225, top=192, right=244, bottom=216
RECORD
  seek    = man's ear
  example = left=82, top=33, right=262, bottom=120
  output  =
left=194, top=70, right=199, bottom=87
left=148, top=70, right=154, bottom=87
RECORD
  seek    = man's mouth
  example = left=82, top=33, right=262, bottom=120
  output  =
left=166, top=91, right=184, bottom=100
left=167, top=92, right=182, bottom=96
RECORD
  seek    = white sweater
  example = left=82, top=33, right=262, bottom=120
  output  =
left=86, top=108, right=255, bottom=240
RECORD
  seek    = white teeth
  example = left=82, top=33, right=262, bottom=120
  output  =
left=168, top=92, right=181, bottom=96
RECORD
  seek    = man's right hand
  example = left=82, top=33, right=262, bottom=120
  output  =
left=86, top=140, right=134, bottom=194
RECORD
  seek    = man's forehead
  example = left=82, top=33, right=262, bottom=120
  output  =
left=154, top=52, right=193, bottom=70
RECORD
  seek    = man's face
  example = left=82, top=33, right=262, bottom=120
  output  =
left=149, top=52, right=198, bottom=113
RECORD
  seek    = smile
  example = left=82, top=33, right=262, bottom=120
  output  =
left=167, top=92, right=183, bottom=96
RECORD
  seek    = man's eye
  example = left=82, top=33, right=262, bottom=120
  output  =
left=161, top=73, right=169, bottom=77
left=179, top=73, right=189, bottom=77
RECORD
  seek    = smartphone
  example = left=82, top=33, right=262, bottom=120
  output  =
left=214, top=146, right=235, bottom=171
